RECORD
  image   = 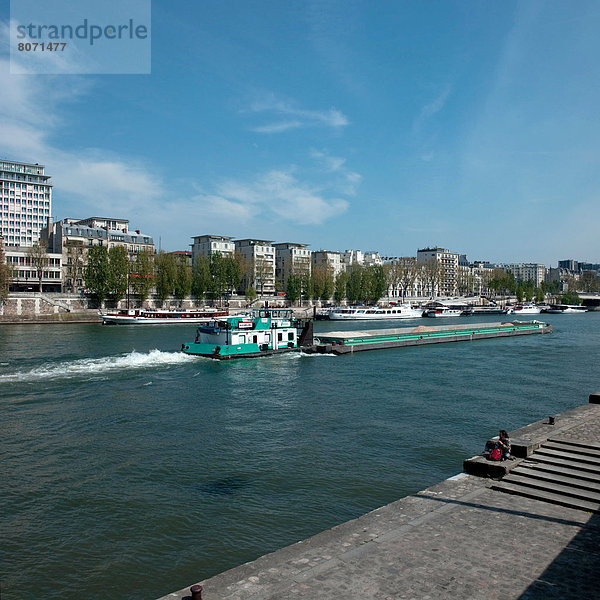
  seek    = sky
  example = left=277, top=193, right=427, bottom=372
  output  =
left=1, top=0, right=599, bottom=265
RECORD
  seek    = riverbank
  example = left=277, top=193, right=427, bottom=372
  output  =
left=160, top=396, right=600, bottom=600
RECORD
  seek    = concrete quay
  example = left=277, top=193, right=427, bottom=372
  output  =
left=159, top=398, right=600, bottom=600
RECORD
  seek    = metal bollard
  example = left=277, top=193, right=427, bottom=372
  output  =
left=190, top=584, right=203, bottom=600
left=548, top=416, right=555, bottom=425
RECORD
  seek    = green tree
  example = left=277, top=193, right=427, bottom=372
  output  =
left=210, top=252, right=229, bottom=304
left=191, top=255, right=211, bottom=302
left=312, top=265, right=334, bottom=303
left=347, top=266, right=364, bottom=305
left=173, top=255, right=192, bottom=303
left=534, top=287, right=544, bottom=303
left=561, top=290, right=581, bottom=305
left=84, top=246, right=111, bottom=306
left=155, top=251, right=177, bottom=305
left=224, top=255, right=241, bottom=295
left=334, top=271, right=348, bottom=304
left=131, top=250, right=154, bottom=305
left=107, top=246, right=129, bottom=302
left=365, top=265, right=387, bottom=304
left=286, top=274, right=301, bottom=306
left=0, top=243, right=10, bottom=303
left=245, top=287, right=257, bottom=304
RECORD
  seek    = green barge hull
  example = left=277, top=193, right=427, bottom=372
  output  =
left=310, top=320, right=552, bottom=354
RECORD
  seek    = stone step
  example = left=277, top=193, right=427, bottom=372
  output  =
left=548, top=438, right=600, bottom=452
left=491, top=481, right=600, bottom=513
left=519, top=461, right=600, bottom=485
left=503, top=472, right=600, bottom=503
left=511, top=466, right=600, bottom=492
left=527, top=451, right=600, bottom=473
left=544, top=440, right=600, bottom=459
left=532, top=446, right=600, bottom=468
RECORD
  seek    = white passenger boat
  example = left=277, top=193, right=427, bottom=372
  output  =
left=99, top=308, right=229, bottom=325
left=421, top=301, right=466, bottom=318
left=542, top=304, right=587, bottom=314
left=422, top=307, right=463, bottom=318
left=511, top=303, right=541, bottom=315
left=328, top=304, right=424, bottom=320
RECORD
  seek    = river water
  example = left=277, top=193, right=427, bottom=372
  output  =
left=1, top=313, right=598, bottom=599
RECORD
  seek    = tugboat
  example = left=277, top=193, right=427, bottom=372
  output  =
left=182, top=308, right=314, bottom=359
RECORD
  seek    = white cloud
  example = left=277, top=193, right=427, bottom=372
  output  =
left=0, top=21, right=163, bottom=221
left=310, top=148, right=362, bottom=195
left=246, top=92, right=349, bottom=133
left=194, top=168, right=349, bottom=227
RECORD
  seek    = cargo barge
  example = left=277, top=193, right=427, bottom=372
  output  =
left=309, top=320, right=552, bottom=355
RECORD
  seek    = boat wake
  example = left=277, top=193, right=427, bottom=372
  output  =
left=0, top=349, right=195, bottom=382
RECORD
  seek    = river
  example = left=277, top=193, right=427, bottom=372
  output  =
left=1, top=312, right=598, bottom=599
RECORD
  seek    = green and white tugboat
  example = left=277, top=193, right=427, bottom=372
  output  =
left=181, top=308, right=314, bottom=359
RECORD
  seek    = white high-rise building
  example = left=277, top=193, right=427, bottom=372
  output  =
left=0, top=160, right=52, bottom=247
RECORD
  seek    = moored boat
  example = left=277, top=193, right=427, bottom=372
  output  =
left=100, top=307, right=229, bottom=325
left=328, top=304, right=424, bottom=320
left=542, top=304, right=588, bottom=314
left=511, top=303, right=541, bottom=315
left=182, top=308, right=313, bottom=359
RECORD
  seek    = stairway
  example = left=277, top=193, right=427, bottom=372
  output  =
left=491, top=439, right=600, bottom=513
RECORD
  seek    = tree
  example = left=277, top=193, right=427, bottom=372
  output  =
left=421, top=259, right=443, bottom=298
left=286, top=274, right=301, bottom=306
left=84, top=246, right=111, bottom=306
left=191, top=255, right=211, bottom=302
left=155, top=251, right=177, bottom=305
left=107, top=246, right=129, bottom=302
left=334, top=271, right=348, bottom=304
left=398, top=258, right=418, bottom=301
left=579, top=270, right=599, bottom=293
left=365, top=265, right=387, bottom=304
left=27, top=241, right=49, bottom=292
left=245, top=287, right=257, bottom=304
left=312, top=265, right=334, bottom=303
left=224, top=255, right=241, bottom=295
left=209, top=252, right=229, bottom=304
left=64, top=241, right=86, bottom=293
left=0, top=243, right=10, bottom=303
left=173, top=255, right=192, bottom=304
left=131, top=250, right=154, bottom=305
left=347, top=266, right=364, bottom=305
left=254, top=256, right=272, bottom=297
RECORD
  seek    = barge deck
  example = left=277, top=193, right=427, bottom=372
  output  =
left=308, top=320, right=551, bottom=354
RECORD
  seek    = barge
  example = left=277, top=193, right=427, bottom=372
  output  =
left=310, top=320, right=552, bottom=354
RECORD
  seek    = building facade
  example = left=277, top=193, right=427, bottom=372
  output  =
left=235, top=239, right=276, bottom=295
left=273, top=243, right=312, bottom=289
left=4, top=245, right=63, bottom=292
left=1, top=160, right=52, bottom=247
left=191, top=235, right=235, bottom=263
left=311, top=250, right=344, bottom=279
left=417, top=247, right=459, bottom=297
left=43, top=217, right=154, bottom=293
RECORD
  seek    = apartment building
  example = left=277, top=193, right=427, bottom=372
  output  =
left=43, top=217, right=154, bottom=292
left=4, top=245, right=63, bottom=292
left=235, top=238, right=276, bottom=295
left=0, top=160, right=52, bottom=247
left=500, top=263, right=547, bottom=288
left=417, top=247, right=459, bottom=297
left=273, top=243, right=312, bottom=288
left=311, top=250, right=344, bottom=279
left=191, top=235, right=235, bottom=263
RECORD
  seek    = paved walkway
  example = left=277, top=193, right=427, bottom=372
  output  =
left=159, top=402, right=600, bottom=600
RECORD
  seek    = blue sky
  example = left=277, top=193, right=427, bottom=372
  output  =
left=1, top=0, right=599, bottom=264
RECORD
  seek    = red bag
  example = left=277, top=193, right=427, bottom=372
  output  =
left=489, top=447, right=503, bottom=461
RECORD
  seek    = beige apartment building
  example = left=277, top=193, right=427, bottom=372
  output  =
left=273, top=243, right=312, bottom=289
left=235, top=239, right=276, bottom=295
